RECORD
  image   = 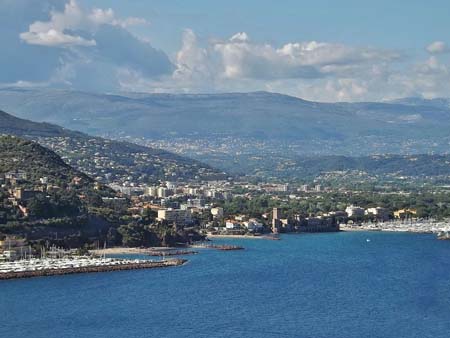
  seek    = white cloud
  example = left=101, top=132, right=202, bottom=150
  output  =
left=119, top=17, right=150, bottom=28
left=174, top=29, right=212, bottom=81
left=229, top=32, right=249, bottom=42
left=20, top=28, right=96, bottom=47
left=6, top=2, right=450, bottom=102
left=0, top=0, right=171, bottom=91
left=20, top=0, right=149, bottom=48
left=211, top=33, right=400, bottom=81
left=426, top=41, right=448, bottom=54
left=139, top=30, right=404, bottom=101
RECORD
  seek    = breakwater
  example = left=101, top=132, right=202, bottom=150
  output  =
left=191, top=243, right=244, bottom=251
left=0, top=258, right=186, bottom=281
left=148, top=250, right=198, bottom=257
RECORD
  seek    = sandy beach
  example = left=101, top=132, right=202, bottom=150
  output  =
left=206, top=234, right=280, bottom=240
left=90, top=247, right=169, bottom=255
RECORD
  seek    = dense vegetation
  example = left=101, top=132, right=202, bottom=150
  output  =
left=220, top=191, right=450, bottom=220
left=0, top=135, right=92, bottom=185
left=0, top=136, right=204, bottom=248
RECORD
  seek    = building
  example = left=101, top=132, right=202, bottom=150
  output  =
left=345, top=205, right=365, bottom=218
left=157, top=187, right=169, bottom=198
left=299, top=216, right=339, bottom=232
left=243, top=219, right=264, bottom=232
left=225, top=220, right=242, bottom=231
left=394, top=209, right=417, bottom=219
left=145, top=186, right=158, bottom=197
left=273, top=208, right=282, bottom=220
left=157, top=208, right=191, bottom=225
left=366, top=207, right=390, bottom=221
left=13, top=188, right=39, bottom=201
left=299, top=185, right=308, bottom=192
left=211, top=207, right=224, bottom=219
left=186, top=198, right=204, bottom=208
left=166, top=181, right=177, bottom=190
left=272, top=208, right=283, bottom=233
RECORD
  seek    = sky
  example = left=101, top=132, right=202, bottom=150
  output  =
left=1, top=0, right=450, bottom=102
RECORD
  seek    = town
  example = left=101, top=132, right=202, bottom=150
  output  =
left=2, top=133, right=450, bottom=264
left=3, top=167, right=450, bottom=262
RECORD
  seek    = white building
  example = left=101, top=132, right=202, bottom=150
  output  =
left=166, top=181, right=177, bottom=190
left=157, top=208, right=191, bottom=225
left=157, top=187, right=173, bottom=198
left=366, top=207, right=389, bottom=221
left=145, top=186, right=158, bottom=197
left=243, top=219, right=264, bottom=232
left=345, top=205, right=365, bottom=218
left=225, top=221, right=242, bottom=230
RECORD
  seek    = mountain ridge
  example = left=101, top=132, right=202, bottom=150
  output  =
left=1, top=87, right=449, bottom=152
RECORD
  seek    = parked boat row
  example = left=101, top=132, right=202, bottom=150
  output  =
left=0, top=257, right=186, bottom=280
left=341, top=219, right=450, bottom=234
left=437, top=231, right=450, bottom=240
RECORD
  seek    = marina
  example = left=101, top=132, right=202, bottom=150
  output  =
left=0, top=257, right=186, bottom=280
left=340, top=219, right=450, bottom=234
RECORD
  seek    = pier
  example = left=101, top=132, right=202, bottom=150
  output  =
left=191, top=243, right=244, bottom=251
left=148, top=250, right=198, bottom=257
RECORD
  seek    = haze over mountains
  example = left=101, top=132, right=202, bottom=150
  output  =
left=1, top=87, right=450, bottom=156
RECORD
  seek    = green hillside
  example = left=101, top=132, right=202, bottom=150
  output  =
left=0, top=109, right=226, bottom=183
left=0, top=136, right=118, bottom=247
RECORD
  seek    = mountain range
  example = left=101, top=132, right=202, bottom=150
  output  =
left=0, top=87, right=449, bottom=156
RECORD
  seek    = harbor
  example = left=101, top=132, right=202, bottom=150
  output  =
left=340, top=219, right=450, bottom=234
left=0, top=257, right=186, bottom=281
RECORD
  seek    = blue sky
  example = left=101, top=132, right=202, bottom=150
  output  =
left=81, top=0, right=449, bottom=53
left=1, top=0, right=450, bottom=101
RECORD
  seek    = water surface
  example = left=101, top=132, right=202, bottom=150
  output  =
left=1, top=232, right=450, bottom=338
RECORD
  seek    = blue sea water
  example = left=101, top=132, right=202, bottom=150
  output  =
left=1, top=232, right=450, bottom=338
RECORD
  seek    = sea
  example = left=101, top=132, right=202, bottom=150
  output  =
left=1, top=231, right=450, bottom=338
